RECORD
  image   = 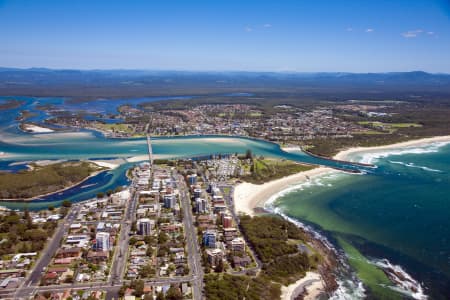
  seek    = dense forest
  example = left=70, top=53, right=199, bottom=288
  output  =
left=0, top=210, right=57, bottom=256
left=240, top=215, right=317, bottom=285
left=0, top=161, right=103, bottom=199
left=204, top=274, right=281, bottom=300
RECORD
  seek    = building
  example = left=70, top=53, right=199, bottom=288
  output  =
left=222, top=215, right=233, bottom=228
left=96, top=232, right=111, bottom=251
left=187, top=174, right=197, bottom=185
left=87, top=250, right=109, bottom=263
left=137, top=218, right=153, bottom=235
left=163, top=194, right=176, bottom=209
left=55, top=248, right=82, bottom=259
left=195, top=198, right=208, bottom=214
left=231, top=238, right=245, bottom=253
left=193, top=188, right=202, bottom=199
left=206, top=248, right=223, bottom=267
left=202, top=230, right=217, bottom=248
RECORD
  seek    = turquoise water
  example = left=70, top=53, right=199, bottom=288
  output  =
left=274, top=143, right=450, bottom=299
left=1, top=96, right=449, bottom=298
left=0, top=96, right=364, bottom=211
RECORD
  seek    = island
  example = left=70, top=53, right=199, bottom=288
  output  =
left=0, top=161, right=107, bottom=200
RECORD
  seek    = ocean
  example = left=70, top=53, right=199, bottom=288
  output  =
left=1, top=96, right=449, bottom=298
left=271, top=142, right=450, bottom=299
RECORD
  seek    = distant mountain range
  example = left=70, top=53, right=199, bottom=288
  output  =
left=1, top=68, right=449, bottom=100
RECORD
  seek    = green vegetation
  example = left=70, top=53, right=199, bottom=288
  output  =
left=95, top=122, right=144, bottom=137
left=240, top=215, right=317, bottom=285
left=205, top=216, right=319, bottom=298
left=0, top=161, right=104, bottom=199
left=242, top=158, right=315, bottom=184
left=307, top=105, right=450, bottom=157
left=204, top=274, right=281, bottom=300
left=358, top=121, right=422, bottom=134
left=0, top=210, right=57, bottom=255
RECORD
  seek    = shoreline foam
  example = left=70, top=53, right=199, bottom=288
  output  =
left=233, top=166, right=334, bottom=217
left=233, top=135, right=450, bottom=299
left=333, top=135, right=450, bottom=162
left=280, top=271, right=325, bottom=300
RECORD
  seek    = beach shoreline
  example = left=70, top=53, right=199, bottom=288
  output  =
left=233, top=166, right=336, bottom=217
left=280, top=272, right=325, bottom=300
left=333, top=135, right=450, bottom=161
left=233, top=135, right=450, bottom=299
left=233, top=135, right=450, bottom=217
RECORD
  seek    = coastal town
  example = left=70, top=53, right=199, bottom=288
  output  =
left=0, top=135, right=337, bottom=300
left=45, top=102, right=368, bottom=142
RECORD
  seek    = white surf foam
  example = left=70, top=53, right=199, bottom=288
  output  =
left=355, top=141, right=450, bottom=165
left=264, top=183, right=366, bottom=300
left=369, top=258, right=428, bottom=300
left=388, top=161, right=443, bottom=173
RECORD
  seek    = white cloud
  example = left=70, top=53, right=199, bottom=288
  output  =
left=245, top=26, right=253, bottom=32
left=427, top=31, right=435, bottom=35
left=346, top=27, right=353, bottom=32
left=263, top=23, right=272, bottom=28
left=402, top=29, right=424, bottom=38
left=365, top=28, right=374, bottom=33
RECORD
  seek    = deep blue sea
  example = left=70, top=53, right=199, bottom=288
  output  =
left=272, top=142, right=450, bottom=299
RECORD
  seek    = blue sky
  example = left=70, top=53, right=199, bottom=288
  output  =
left=0, top=0, right=449, bottom=72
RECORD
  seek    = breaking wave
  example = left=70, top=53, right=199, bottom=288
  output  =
left=264, top=173, right=366, bottom=299
left=355, top=141, right=450, bottom=165
left=388, top=161, right=443, bottom=173
left=369, top=258, right=428, bottom=300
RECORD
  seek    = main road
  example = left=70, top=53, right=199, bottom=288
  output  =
left=15, top=205, right=82, bottom=299
left=175, top=173, right=204, bottom=300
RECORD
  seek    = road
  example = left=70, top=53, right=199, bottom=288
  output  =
left=109, top=178, right=138, bottom=286
left=176, top=173, right=204, bottom=300
left=219, top=183, right=263, bottom=275
left=14, top=205, right=82, bottom=299
left=4, top=165, right=205, bottom=299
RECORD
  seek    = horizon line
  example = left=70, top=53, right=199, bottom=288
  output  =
left=0, top=66, right=449, bottom=75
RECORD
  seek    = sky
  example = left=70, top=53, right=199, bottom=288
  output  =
left=0, top=0, right=450, bottom=73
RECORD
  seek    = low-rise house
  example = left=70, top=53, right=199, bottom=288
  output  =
left=87, top=250, right=109, bottom=263
left=232, top=256, right=251, bottom=268
left=55, top=247, right=82, bottom=259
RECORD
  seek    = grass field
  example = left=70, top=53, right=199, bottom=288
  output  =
left=243, top=158, right=315, bottom=184
left=96, top=123, right=135, bottom=133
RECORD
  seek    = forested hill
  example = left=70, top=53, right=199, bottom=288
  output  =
left=1, top=68, right=450, bottom=101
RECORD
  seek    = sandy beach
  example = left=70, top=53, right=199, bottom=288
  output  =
left=233, top=166, right=334, bottom=217
left=89, top=158, right=127, bottom=169
left=334, top=135, right=450, bottom=161
left=280, top=272, right=325, bottom=300
left=126, top=154, right=173, bottom=163
left=281, top=146, right=302, bottom=152
left=234, top=136, right=450, bottom=216
left=22, top=124, right=54, bottom=133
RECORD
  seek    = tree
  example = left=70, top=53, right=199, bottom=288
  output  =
left=129, top=237, right=138, bottom=246
left=156, top=292, right=165, bottom=300
left=166, top=285, right=183, bottom=300
left=96, top=192, right=104, bottom=199
left=48, top=205, right=55, bottom=211
left=62, top=199, right=72, bottom=207
left=245, top=149, right=253, bottom=159
left=133, top=280, right=145, bottom=297
left=215, top=259, right=224, bottom=273
left=158, top=232, right=169, bottom=244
